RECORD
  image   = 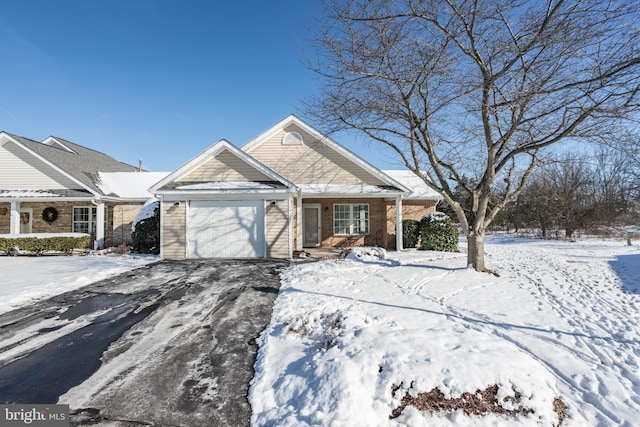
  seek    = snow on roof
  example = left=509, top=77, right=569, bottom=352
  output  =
left=0, top=190, right=62, bottom=198
left=176, top=182, right=278, bottom=190
left=298, top=184, right=403, bottom=196
left=98, top=172, right=170, bottom=199
left=382, top=170, right=442, bottom=200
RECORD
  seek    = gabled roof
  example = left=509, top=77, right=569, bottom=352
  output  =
left=150, top=139, right=298, bottom=194
left=1, top=131, right=138, bottom=197
left=242, top=115, right=411, bottom=193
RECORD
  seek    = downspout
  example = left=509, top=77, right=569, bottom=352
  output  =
left=288, top=195, right=293, bottom=258
left=158, top=196, right=164, bottom=259
left=296, top=189, right=303, bottom=251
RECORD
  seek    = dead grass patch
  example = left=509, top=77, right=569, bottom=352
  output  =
left=553, top=397, right=567, bottom=426
left=390, top=383, right=568, bottom=425
left=390, top=383, right=535, bottom=421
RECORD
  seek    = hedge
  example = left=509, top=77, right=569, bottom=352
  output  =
left=0, top=235, right=91, bottom=255
left=402, top=219, right=421, bottom=248
left=419, top=212, right=459, bottom=252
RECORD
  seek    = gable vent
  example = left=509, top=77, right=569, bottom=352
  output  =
left=282, top=131, right=304, bottom=145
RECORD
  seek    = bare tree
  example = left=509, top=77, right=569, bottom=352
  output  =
left=305, top=0, right=640, bottom=272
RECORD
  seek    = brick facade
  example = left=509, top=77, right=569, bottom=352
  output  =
left=0, top=202, right=10, bottom=233
left=0, top=201, right=143, bottom=247
left=299, top=198, right=437, bottom=251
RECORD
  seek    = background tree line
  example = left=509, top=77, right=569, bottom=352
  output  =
left=440, top=146, right=640, bottom=239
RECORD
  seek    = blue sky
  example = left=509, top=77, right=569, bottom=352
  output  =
left=0, top=0, right=401, bottom=172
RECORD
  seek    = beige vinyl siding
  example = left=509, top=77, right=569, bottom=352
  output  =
left=112, top=204, right=145, bottom=246
left=161, top=201, right=186, bottom=259
left=266, top=199, right=289, bottom=258
left=177, top=149, right=273, bottom=183
left=246, top=124, right=387, bottom=185
left=0, top=141, right=79, bottom=189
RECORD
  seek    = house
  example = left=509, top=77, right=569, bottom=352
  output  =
left=150, top=115, right=441, bottom=259
left=0, top=131, right=166, bottom=248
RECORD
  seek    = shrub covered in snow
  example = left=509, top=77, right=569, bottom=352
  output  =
left=420, top=212, right=459, bottom=252
left=131, top=201, right=160, bottom=255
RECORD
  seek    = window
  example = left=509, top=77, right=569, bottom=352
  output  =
left=333, top=204, right=369, bottom=235
left=73, top=206, right=106, bottom=237
left=282, top=131, right=304, bottom=145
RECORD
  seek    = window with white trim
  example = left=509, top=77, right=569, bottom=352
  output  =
left=72, top=206, right=106, bottom=237
left=334, top=204, right=369, bottom=235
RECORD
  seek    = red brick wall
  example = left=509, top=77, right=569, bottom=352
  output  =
left=302, top=198, right=389, bottom=249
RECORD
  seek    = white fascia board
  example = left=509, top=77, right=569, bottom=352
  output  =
left=149, top=139, right=298, bottom=193
left=242, top=115, right=411, bottom=193
left=154, top=188, right=294, bottom=198
left=0, top=196, right=96, bottom=202
left=0, top=134, right=99, bottom=197
left=41, top=136, right=76, bottom=153
left=300, top=191, right=406, bottom=199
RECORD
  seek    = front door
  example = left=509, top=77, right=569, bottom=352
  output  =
left=20, top=208, right=32, bottom=234
left=303, top=205, right=321, bottom=247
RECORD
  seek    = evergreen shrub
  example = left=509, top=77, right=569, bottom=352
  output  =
left=419, top=212, right=459, bottom=252
left=402, top=219, right=421, bottom=248
left=131, top=202, right=160, bottom=254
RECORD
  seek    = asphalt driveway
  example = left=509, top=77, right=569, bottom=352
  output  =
left=0, top=258, right=289, bottom=426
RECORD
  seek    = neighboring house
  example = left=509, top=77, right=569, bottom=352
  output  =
left=0, top=131, right=166, bottom=248
left=150, top=115, right=441, bottom=259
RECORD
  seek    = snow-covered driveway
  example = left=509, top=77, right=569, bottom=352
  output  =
left=250, top=237, right=640, bottom=426
left=0, top=258, right=287, bottom=426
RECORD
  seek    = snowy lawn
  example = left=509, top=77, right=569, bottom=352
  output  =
left=0, top=254, right=157, bottom=315
left=250, top=236, right=640, bottom=426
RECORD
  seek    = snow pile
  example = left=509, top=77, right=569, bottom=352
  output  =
left=0, top=254, right=157, bottom=315
left=344, top=246, right=386, bottom=262
left=250, top=237, right=640, bottom=426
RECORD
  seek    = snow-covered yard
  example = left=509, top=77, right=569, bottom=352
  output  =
left=250, top=237, right=640, bottom=426
left=0, top=254, right=157, bottom=315
left=1, top=237, right=638, bottom=425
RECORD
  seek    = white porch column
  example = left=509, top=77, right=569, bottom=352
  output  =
left=95, top=201, right=105, bottom=249
left=9, top=201, right=20, bottom=234
left=395, top=195, right=403, bottom=251
left=296, top=195, right=303, bottom=251
left=288, top=196, right=294, bottom=258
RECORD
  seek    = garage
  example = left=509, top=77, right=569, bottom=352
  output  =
left=187, top=200, right=265, bottom=258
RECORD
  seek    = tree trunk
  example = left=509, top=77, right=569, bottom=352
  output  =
left=467, top=229, right=487, bottom=272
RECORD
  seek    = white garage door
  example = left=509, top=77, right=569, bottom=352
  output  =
left=187, top=200, right=265, bottom=258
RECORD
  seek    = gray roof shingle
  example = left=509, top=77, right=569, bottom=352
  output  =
left=5, top=132, right=138, bottom=196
